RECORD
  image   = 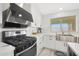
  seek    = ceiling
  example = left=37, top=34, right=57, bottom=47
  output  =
left=35, top=3, right=79, bottom=15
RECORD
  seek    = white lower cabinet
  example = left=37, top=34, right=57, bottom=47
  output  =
left=37, top=34, right=69, bottom=55
left=37, top=41, right=43, bottom=55
left=43, top=35, right=56, bottom=50
left=36, top=35, right=43, bottom=55
left=55, top=41, right=68, bottom=53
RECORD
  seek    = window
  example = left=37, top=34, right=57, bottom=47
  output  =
left=51, top=23, right=69, bottom=32
left=51, top=24, right=61, bottom=32
left=50, top=16, right=76, bottom=32
left=61, top=23, right=69, bottom=31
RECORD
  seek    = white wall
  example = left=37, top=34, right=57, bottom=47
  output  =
left=16, top=3, right=31, bottom=13
left=0, top=3, right=10, bottom=41
left=0, top=3, right=9, bottom=42
left=0, top=4, right=2, bottom=24
left=41, top=15, right=51, bottom=34
left=42, top=9, right=79, bottom=35
left=2, top=3, right=10, bottom=11
left=0, top=4, right=2, bottom=41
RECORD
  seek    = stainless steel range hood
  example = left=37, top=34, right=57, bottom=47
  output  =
left=2, top=3, right=33, bottom=28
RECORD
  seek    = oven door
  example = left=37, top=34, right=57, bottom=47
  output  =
left=16, top=42, right=37, bottom=56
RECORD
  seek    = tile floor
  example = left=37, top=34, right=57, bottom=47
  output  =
left=39, top=48, right=56, bottom=56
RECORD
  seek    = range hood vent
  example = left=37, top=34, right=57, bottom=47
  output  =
left=2, top=3, right=33, bottom=28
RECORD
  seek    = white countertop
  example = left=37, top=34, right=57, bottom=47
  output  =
left=0, top=42, right=15, bottom=56
left=0, top=42, right=15, bottom=50
left=67, top=42, right=79, bottom=56
left=31, top=33, right=43, bottom=37
left=0, top=42, right=9, bottom=47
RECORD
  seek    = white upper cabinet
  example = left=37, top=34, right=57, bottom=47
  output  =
left=31, top=4, right=42, bottom=27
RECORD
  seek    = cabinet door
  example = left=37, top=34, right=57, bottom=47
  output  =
left=56, top=41, right=67, bottom=53
left=43, top=35, right=56, bottom=50
left=37, top=41, right=42, bottom=55
left=37, top=36, right=43, bottom=55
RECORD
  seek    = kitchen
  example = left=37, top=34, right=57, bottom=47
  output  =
left=0, top=3, right=79, bottom=56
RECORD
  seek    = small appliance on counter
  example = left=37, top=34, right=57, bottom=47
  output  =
left=32, top=27, right=42, bottom=35
left=37, top=27, right=42, bottom=33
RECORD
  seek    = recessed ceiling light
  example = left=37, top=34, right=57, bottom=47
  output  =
left=18, top=14, right=22, bottom=17
left=59, top=8, right=63, bottom=10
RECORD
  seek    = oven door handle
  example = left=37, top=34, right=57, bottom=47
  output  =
left=16, top=42, right=36, bottom=56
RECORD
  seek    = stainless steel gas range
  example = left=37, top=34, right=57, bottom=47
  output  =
left=2, top=31, right=37, bottom=56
